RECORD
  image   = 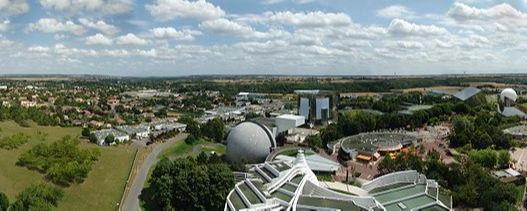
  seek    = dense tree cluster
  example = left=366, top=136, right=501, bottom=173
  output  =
left=201, top=118, right=226, bottom=143
left=181, top=117, right=225, bottom=144
left=378, top=151, right=520, bottom=210
left=0, top=133, right=30, bottom=150
left=320, top=102, right=459, bottom=146
left=449, top=112, right=518, bottom=149
left=17, top=136, right=100, bottom=186
left=339, top=93, right=445, bottom=112
left=172, top=77, right=467, bottom=94
left=9, top=184, right=63, bottom=211
left=0, top=105, right=59, bottom=127
left=469, top=149, right=510, bottom=169
left=305, top=134, right=323, bottom=149
left=143, top=155, right=234, bottom=210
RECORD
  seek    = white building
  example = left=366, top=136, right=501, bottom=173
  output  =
left=285, top=128, right=319, bottom=143
left=20, top=100, right=37, bottom=108
left=275, top=114, right=305, bottom=133
left=92, top=129, right=130, bottom=146
left=116, top=124, right=151, bottom=139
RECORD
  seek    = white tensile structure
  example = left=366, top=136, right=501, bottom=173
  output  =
left=225, top=150, right=452, bottom=211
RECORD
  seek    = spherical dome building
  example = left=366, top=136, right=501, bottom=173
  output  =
left=226, top=121, right=276, bottom=164
left=501, top=88, right=518, bottom=103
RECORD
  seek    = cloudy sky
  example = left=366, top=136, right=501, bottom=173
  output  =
left=0, top=0, right=527, bottom=76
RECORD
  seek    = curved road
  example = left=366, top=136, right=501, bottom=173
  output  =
left=121, top=133, right=187, bottom=211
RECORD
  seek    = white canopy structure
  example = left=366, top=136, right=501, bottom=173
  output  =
left=225, top=150, right=452, bottom=211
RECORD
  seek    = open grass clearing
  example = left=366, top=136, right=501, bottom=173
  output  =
left=0, top=121, right=135, bottom=211
left=158, top=138, right=226, bottom=160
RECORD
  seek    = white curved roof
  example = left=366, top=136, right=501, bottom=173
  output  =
left=501, top=88, right=518, bottom=102
left=226, top=121, right=276, bottom=164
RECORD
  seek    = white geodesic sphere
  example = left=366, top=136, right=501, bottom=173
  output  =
left=226, top=121, right=276, bottom=164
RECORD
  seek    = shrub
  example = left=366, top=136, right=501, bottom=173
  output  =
left=17, top=136, right=100, bottom=186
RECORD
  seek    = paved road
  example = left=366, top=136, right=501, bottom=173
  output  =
left=121, top=133, right=187, bottom=211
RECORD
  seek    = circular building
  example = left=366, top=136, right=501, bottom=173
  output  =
left=500, top=88, right=518, bottom=107
left=226, top=121, right=276, bottom=164
left=333, top=132, right=420, bottom=162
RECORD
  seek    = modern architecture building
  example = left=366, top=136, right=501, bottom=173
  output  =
left=328, top=131, right=421, bottom=162
left=294, top=90, right=337, bottom=124
left=452, top=87, right=481, bottom=101
left=498, top=88, right=526, bottom=118
left=226, top=121, right=277, bottom=164
left=224, top=150, right=452, bottom=210
left=275, top=114, right=305, bottom=134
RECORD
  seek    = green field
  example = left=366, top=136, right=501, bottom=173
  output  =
left=0, top=121, right=136, bottom=211
left=158, top=138, right=226, bottom=159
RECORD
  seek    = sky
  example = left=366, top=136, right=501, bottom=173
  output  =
left=0, top=0, right=527, bottom=76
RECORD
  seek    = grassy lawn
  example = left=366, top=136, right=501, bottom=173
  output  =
left=277, top=148, right=315, bottom=157
left=158, top=138, right=226, bottom=159
left=0, top=121, right=135, bottom=211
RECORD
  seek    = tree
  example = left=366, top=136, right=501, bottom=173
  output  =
left=320, top=124, right=342, bottom=147
left=378, top=155, right=395, bottom=175
left=197, top=151, right=209, bottom=164
left=245, top=112, right=260, bottom=120
left=10, top=184, right=64, bottom=211
left=0, top=192, right=8, bottom=211
left=104, top=134, right=115, bottom=145
left=202, top=118, right=225, bottom=142
left=497, top=150, right=511, bottom=169
left=472, top=130, right=492, bottom=149
left=469, top=149, right=497, bottom=169
left=146, top=157, right=234, bottom=210
left=89, top=133, right=97, bottom=144
left=185, top=133, right=199, bottom=145
left=185, top=119, right=201, bottom=137
left=81, top=127, right=90, bottom=137
left=17, top=136, right=100, bottom=186
left=305, top=134, right=323, bottom=149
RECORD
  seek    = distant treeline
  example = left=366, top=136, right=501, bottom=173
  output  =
left=2, top=75, right=527, bottom=94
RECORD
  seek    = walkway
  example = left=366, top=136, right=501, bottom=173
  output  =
left=121, top=133, right=187, bottom=211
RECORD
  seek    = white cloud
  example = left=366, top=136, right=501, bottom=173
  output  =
left=0, top=0, right=29, bottom=16
left=448, top=3, right=527, bottom=28
left=387, top=40, right=424, bottom=49
left=39, top=0, right=132, bottom=15
left=79, top=18, right=119, bottom=35
left=28, top=46, right=50, bottom=52
left=28, top=18, right=85, bottom=36
left=267, top=11, right=352, bottom=27
left=262, top=0, right=314, bottom=5
left=116, top=33, right=147, bottom=45
left=150, top=27, right=201, bottom=41
left=200, top=18, right=253, bottom=36
left=377, top=5, right=414, bottom=19
left=0, top=20, right=9, bottom=31
left=200, top=18, right=291, bottom=40
left=0, top=36, right=13, bottom=47
left=146, top=0, right=225, bottom=21
left=388, top=18, right=448, bottom=36
left=85, top=33, right=113, bottom=45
